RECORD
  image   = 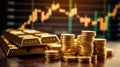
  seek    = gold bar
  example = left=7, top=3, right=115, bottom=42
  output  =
left=29, top=45, right=48, bottom=54
left=2, top=29, right=42, bottom=47
left=0, top=37, right=28, bottom=56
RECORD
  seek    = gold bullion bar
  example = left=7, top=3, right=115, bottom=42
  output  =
left=46, top=43, right=61, bottom=50
left=29, top=45, right=47, bottom=54
left=41, top=35, right=60, bottom=44
left=0, top=37, right=28, bottom=56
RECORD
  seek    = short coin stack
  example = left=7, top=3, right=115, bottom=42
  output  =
left=77, top=56, right=91, bottom=63
left=80, top=31, right=96, bottom=56
left=93, top=38, right=107, bottom=60
left=45, top=50, right=60, bottom=61
left=62, top=56, right=77, bottom=62
left=106, top=48, right=114, bottom=58
left=61, top=34, right=75, bottom=56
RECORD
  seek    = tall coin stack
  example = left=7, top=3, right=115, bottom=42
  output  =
left=71, top=39, right=79, bottom=56
left=80, top=30, right=96, bottom=56
left=61, top=34, right=75, bottom=56
left=76, top=35, right=82, bottom=56
left=93, top=38, right=107, bottom=60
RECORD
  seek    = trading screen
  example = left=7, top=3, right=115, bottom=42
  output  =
left=2, top=0, right=120, bottom=40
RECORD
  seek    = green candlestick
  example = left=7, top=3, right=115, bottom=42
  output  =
left=68, top=0, right=72, bottom=33
left=94, top=11, right=98, bottom=37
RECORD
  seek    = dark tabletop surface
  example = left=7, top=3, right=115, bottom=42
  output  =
left=0, top=41, right=120, bottom=67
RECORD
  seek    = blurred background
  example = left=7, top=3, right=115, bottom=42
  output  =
left=0, top=0, right=120, bottom=40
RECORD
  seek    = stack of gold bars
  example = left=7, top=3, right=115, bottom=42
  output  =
left=0, top=29, right=61, bottom=56
left=0, top=29, right=114, bottom=63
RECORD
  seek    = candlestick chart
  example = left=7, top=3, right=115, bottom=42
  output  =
left=6, top=0, right=120, bottom=40
left=20, top=2, right=120, bottom=32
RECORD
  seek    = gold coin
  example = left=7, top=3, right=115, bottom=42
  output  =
left=106, top=48, right=114, bottom=58
left=62, top=56, right=77, bottom=62
left=81, top=30, right=96, bottom=36
left=77, top=56, right=91, bottom=63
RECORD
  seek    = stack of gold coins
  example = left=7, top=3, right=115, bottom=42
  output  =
left=70, top=41, right=80, bottom=56
left=76, top=35, right=82, bottom=56
left=80, top=30, right=96, bottom=56
left=45, top=50, right=60, bottom=61
left=77, top=44, right=82, bottom=56
left=77, top=35, right=81, bottom=42
left=77, top=56, right=91, bottom=63
left=106, top=48, right=114, bottom=58
left=62, top=56, right=77, bottom=62
left=93, top=38, right=107, bottom=60
left=61, top=34, right=75, bottom=55
left=91, top=55, right=97, bottom=63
